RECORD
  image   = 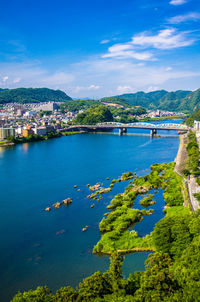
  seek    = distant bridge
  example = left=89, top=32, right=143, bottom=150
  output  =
left=63, top=122, right=189, bottom=137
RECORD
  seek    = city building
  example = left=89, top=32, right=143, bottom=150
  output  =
left=0, top=128, right=15, bottom=140
left=22, top=128, right=34, bottom=137
left=36, top=102, right=59, bottom=112
left=33, top=127, right=47, bottom=135
left=194, top=120, right=200, bottom=131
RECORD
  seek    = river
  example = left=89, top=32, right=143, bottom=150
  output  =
left=0, top=120, right=182, bottom=301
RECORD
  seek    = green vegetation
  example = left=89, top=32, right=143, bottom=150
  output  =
left=12, top=159, right=200, bottom=301
left=7, top=131, right=81, bottom=145
left=8, top=132, right=61, bottom=144
left=101, top=89, right=196, bottom=112
left=100, top=97, right=130, bottom=107
left=140, top=194, right=155, bottom=208
left=185, top=107, right=200, bottom=127
left=60, top=99, right=100, bottom=113
left=0, top=88, right=71, bottom=104
left=142, top=114, right=188, bottom=122
left=94, top=162, right=184, bottom=255
left=178, top=88, right=200, bottom=112
left=110, top=107, right=146, bottom=123
left=73, top=105, right=113, bottom=125
left=186, top=130, right=199, bottom=176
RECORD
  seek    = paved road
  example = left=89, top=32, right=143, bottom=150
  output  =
left=187, top=130, right=200, bottom=211
left=188, top=176, right=200, bottom=211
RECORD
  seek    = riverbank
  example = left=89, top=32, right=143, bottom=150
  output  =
left=141, top=115, right=188, bottom=122
left=0, top=140, right=15, bottom=147
left=174, top=133, right=188, bottom=177
left=1, top=131, right=83, bottom=147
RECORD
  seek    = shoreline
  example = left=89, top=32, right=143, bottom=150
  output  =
left=94, top=133, right=188, bottom=256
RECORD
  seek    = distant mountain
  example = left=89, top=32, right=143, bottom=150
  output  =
left=158, top=90, right=191, bottom=111
left=101, top=90, right=168, bottom=109
left=177, top=89, right=200, bottom=112
left=0, top=88, right=72, bottom=104
left=101, top=90, right=197, bottom=112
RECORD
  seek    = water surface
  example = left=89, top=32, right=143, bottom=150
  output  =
left=0, top=120, right=181, bottom=301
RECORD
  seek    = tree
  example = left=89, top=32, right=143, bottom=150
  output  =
left=134, top=253, right=179, bottom=302
left=152, top=215, right=191, bottom=259
left=173, top=236, right=200, bottom=301
left=108, top=253, right=125, bottom=294
left=73, top=105, right=113, bottom=125
left=55, top=286, right=78, bottom=301
left=78, top=271, right=112, bottom=301
left=11, top=286, right=54, bottom=302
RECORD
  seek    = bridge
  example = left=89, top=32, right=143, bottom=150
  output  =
left=63, top=122, right=189, bottom=137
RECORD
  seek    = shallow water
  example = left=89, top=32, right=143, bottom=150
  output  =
left=0, top=120, right=181, bottom=301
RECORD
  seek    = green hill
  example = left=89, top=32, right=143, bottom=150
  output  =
left=60, top=99, right=100, bottom=113
left=101, top=90, right=168, bottom=109
left=100, top=97, right=130, bottom=107
left=101, top=90, right=197, bottom=112
left=185, top=107, right=200, bottom=127
left=177, top=89, right=200, bottom=112
left=73, top=105, right=113, bottom=125
left=0, top=88, right=72, bottom=104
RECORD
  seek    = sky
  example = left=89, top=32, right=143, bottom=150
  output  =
left=0, top=0, right=200, bottom=98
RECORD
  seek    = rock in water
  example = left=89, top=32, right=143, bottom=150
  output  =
left=52, top=202, right=62, bottom=209
left=62, top=198, right=72, bottom=206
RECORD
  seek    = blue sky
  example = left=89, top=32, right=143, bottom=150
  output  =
left=0, top=0, right=200, bottom=98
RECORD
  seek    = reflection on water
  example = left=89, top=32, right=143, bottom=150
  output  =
left=22, top=143, right=29, bottom=154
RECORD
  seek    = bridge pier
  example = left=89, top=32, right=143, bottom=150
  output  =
left=150, top=129, right=157, bottom=137
left=119, top=128, right=127, bottom=135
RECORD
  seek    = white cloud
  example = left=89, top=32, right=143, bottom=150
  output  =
left=74, top=85, right=100, bottom=92
left=170, top=0, right=187, bottom=5
left=2, top=76, right=8, bottom=82
left=117, top=85, right=133, bottom=94
left=166, top=67, right=172, bottom=71
left=0, top=54, right=200, bottom=98
left=100, top=39, right=110, bottom=44
left=102, top=43, right=154, bottom=60
left=132, top=28, right=195, bottom=49
left=168, top=12, right=200, bottom=24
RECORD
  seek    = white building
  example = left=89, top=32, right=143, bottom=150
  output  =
left=194, top=120, right=200, bottom=131
left=24, top=111, right=37, bottom=117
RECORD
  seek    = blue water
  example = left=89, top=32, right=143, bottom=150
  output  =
left=0, top=120, right=181, bottom=301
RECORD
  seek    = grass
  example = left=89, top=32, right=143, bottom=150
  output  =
left=93, top=162, right=185, bottom=255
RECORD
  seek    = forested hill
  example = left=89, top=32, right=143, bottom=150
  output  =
left=101, top=89, right=200, bottom=112
left=0, top=88, right=72, bottom=104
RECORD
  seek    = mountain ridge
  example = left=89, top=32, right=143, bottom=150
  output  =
left=0, top=88, right=72, bottom=104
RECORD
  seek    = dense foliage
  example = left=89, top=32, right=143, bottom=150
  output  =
left=8, top=132, right=61, bottom=144
left=110, top=107, right=146, bottom=123
left=94, top=163, right=183, bottom=255
left=102, top=89, right=197, bottom=112
left=100, top=97, right=130, bottom=107
left=60, top=99, right=100, bottom=113
left=186, top=131, right=199, bottom=176
left=12, top=212, right=200, bottom=301
left=0, top=88, right=71, bottom=104
left=185, top=107, right=200, bottom=127
left=73, top=105, right=113, bottom=125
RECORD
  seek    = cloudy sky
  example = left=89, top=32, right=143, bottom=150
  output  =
left=0, top=0, right=200, bottom=98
